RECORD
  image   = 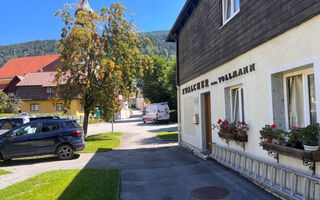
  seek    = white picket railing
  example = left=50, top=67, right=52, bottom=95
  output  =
left=211, top=144, right=320, bottom=200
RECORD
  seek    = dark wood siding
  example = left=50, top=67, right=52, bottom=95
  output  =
left=178, top=0, right=320, bottom=85
left=3, top=77, right=21, bottom=95
left=16, top=86, right=51, bottom=100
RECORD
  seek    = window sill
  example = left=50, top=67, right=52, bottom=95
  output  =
left=219, top=10, right=240, bottom=30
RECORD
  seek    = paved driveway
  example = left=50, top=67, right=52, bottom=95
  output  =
left=0, top=111, right=278, bottom=200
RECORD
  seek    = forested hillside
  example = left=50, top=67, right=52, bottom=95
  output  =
left=141, top=31, right=176, bottom=59
left=0, top=40, right=59, bottom=68
left=0, top=30, right=175, bottom=68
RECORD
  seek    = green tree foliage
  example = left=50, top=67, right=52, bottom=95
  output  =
left=0, top=40, right=59, bottom=68
left=0, top=31, right=175, bottom=69
left=0, top=92, right=19, bottom=113
left=140, top=55, right=177, bottom=110
left=55, top=3, right=153, bottom=136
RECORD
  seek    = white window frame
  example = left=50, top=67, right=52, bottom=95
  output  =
left=30, top=104, right=39, bottom=112
left=230, top=85, right=245, bottom=122
left=222, top=0, right=240, bottom=25
left=283, top=68, right=315, bottom=130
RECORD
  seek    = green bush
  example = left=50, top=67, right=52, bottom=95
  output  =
left=0, top=92, right=19, bottom=113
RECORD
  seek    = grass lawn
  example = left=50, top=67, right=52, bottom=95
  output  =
left=0, top=169, right=119, bottom=200
left=88, top=119, right=105, bottom=124
left=81, top=132, right=123, bottom=153
left=0, top=113, right=18, bottom=118
left=156, top=131, right=178, bottom=141
left=0, top=169, right=11, bottom=176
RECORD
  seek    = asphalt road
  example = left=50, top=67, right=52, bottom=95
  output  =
left=0, top=110, right=278, bottom=200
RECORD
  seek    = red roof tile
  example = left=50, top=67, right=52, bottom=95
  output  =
left=17, top=72, right=58, bottom=87
left=0, top=54, right=60, bottom=79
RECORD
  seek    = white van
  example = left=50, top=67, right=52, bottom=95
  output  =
left=143, top=103, right=170, bottom=123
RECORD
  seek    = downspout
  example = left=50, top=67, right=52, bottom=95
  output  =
left=176, top=37, right=182, bottom=145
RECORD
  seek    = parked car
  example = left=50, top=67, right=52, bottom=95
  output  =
left=0, top=114, right=61, bottom=135
left=143, top=102, right=170, bottom=123
left=0, top=119, right=85, bottom=161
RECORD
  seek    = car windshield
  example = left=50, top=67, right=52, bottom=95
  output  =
left=0, top=118, right=24, bottom=130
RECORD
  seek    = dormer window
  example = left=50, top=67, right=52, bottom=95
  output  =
left=222, top=0, right=240, bottom=25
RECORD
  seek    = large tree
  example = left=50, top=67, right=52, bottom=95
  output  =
left=55, top=2, right=152, bottom=136
left=140, top=55, right=177, bottom=110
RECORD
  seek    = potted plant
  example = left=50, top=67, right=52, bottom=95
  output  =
left=215, top=119, right=238, bottom=143
left=236, top=121, right=249, bottom=142
left=273, top=128, right=286, bottom=145
left=215, top=119, right=249, bottom=143
left=286, top=126, right=303, bottom=149
left=260, top=125, right=276, bottom=143
left=301, top=123, right=320, bottom=151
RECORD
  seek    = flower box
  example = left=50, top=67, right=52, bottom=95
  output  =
left=262, top=142, right=320, bottom=162
left=236, top=134, right=248, bottom=142
left=218, top=132, right=248, bottom=143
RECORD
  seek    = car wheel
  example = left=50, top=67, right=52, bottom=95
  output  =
left=57, top=144, right=74, bottom=160
left=143, top=120, right=146, bottom=123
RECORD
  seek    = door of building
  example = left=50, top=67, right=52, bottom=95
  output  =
left=204, top=92, right=212, bottom=151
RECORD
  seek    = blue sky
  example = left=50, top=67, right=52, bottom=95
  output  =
left=0, top=0, right=186, bottom=45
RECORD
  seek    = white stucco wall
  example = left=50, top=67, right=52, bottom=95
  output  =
left=179, top=15, right=320, bottom=176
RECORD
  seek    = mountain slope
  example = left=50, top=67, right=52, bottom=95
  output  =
left=0, top=40, right=59, bottom=68
left=0, top=31, right=175, bottom=68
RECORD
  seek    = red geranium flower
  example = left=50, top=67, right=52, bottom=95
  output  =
left=225, top=130, right=229, bottom=135
left=241, top=121, right=246, bottom=125
left=271, top=124, right=276, bottom=129
left=246, top=127, right=249, bottom=131
left=217, top=119, right=222, bottom=124
left=225, top=120, right=229, bottom=124
left=292, top=126, right=298, bottom=130
left=225, top=125, right=229, bottom=129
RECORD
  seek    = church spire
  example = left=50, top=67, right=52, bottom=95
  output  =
left=76, top=0, right=93, bottom=16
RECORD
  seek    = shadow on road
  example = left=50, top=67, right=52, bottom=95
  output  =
left=139, top=136, right=177, bottom=145
left=0, top=145, right=279, bottom=200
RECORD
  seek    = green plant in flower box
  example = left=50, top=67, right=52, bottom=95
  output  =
left=286, top=126, right=303, bottom=148
left=259, top=124, right=285, bottom=144
left=215, top=119, right=249, bottom=143
left=301, top=123, right=320, bottom=146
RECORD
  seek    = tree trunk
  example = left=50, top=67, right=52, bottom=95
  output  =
left=83, top=108, right=90, bottom=138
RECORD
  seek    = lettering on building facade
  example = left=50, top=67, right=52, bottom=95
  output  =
left=182, top=64, right=255, bottom=95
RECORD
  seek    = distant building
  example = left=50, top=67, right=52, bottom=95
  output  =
left=3, top=76, right=24, bottom=98
left=0, top=54, right=60, bottom=91
left=167, top=0, right=320, bottom=199
left=15, top=72, right=83, bottom=116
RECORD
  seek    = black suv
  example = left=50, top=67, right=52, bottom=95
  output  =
left=0, top=119, right=85, bottom=161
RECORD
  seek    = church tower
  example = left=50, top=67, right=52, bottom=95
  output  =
left=76, top=0, right=93, bottom=16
